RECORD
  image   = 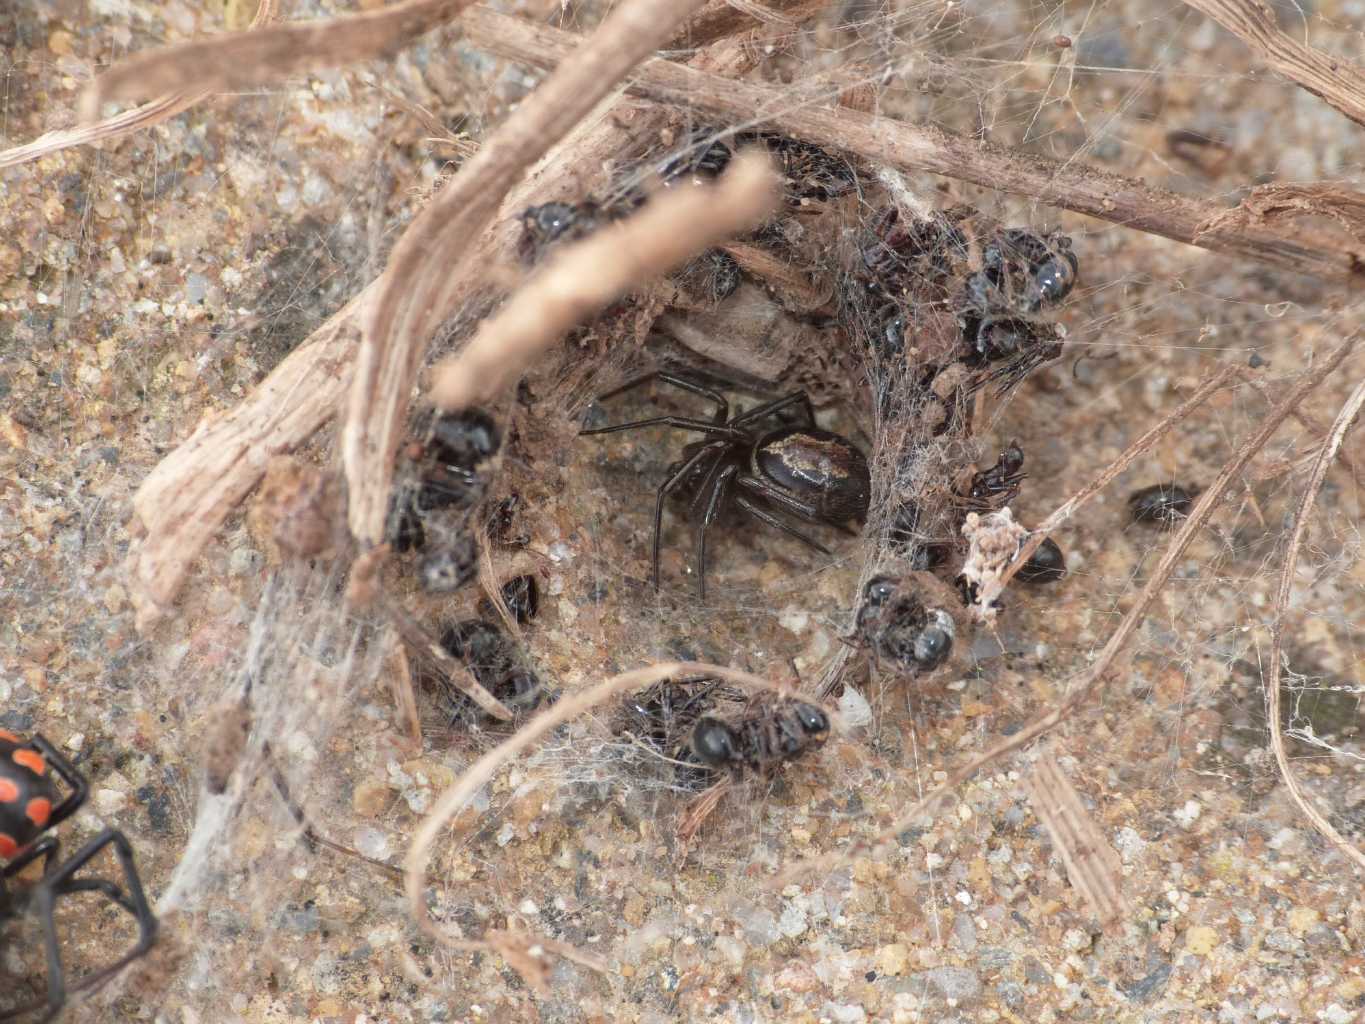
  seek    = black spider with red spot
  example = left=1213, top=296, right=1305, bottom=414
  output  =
left=0, top=729, right=157, bottom=1023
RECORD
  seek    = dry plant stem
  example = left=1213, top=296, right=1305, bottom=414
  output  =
left=1025, top=749, right=1128, bottom=925
left=1183, top=0, right=1365, bottom=129
left=345, top=0, right=710, bottom=546
left=121, top=3, right=813, bottom=623
left=126, top=285, right=371, bottom=631
left=80, top=0, right=476, bottom=117
left=1266, top=373, right=1365, bottom=872
left=999, top=365, right=1246, bottom=590
left=404, top=662, right=793, bottom=968
left=430, top=154, right=779, bottom=410
left=779, top=339, right=1353, bottom=883
left=0, top=0, right=277, bottom=169
left=462, top=9, right=1363, bottom=281
left=668, top=0, right=828, bottom=47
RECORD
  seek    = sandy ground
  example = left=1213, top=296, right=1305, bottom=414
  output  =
left=2, top=1, right=1364, bottom=1022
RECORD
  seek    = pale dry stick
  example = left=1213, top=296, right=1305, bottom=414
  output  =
left=122, top=0, right=792, bottom=629
left=345, top=0, right=711, bottom=547
left=404, top=661, right=794, bottom=982
left=79, top=0, right=477, bottom=118
left=460, top=8, right=1363, bottom=281
left=1025, top=748, right=1128, bottom=925
left=1183, top=0, right=1365, bottom=129
left=126, top=285, right=371, bottom=632
left=429, top=153, right=779, bottom=410
left=1266, top=373, right=1365, bottom=872
left=777, top=339, right=1354, bottom=884
left=0, top=0, right=277, bottom=170
left=998, top=365, right=1248, bottom=592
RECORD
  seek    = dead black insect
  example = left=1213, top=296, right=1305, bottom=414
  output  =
left=966, top=441, right=1026, bottom=508
left=478, top=574, right=540, bottom=623
left=690, top=696, right=830, bottom=776
left=419, top=536, right=479, bottom=593
left=856, top=575, right=955, bottom=673
left=581, top=371, right=870, bottom=599
left=1017, top=536, right=1067, bottom=584
left=439, top=619, right=547, bottom=720
left=388, top=409, right=503, bottom=552
left=617, top=678, right=729, bottom=791
left=1128, top=482, right=1197, bottom=527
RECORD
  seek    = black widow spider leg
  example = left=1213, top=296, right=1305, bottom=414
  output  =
left=696, top=463, right=740, bottom=601
left=579, top=415, right=743, bottom=440
left=652, top=443, right=726, bottom=590
left=728, top=390, right=818, bottom=430
left=732, top=495, right=832, bottom=555
left=589, top=371, right=731, bottom=424
left=28, top=736, right=87, bottom=834
left=1, top=829, right=159, bottom=1024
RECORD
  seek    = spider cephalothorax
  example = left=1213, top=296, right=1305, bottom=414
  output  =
left=581, top=372, right=871, bottom=599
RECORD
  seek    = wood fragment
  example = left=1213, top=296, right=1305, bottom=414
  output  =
left=429, top=152, right=779, bottom=411
left=1266, top=371, right=1365, bottom=873
left=80, top=0, right=476, bottom=118
left=777, top=339, right=1353, bottom=884
left=1182, top=0, right=1365, bottom=129
left=461, top=8, right=1364, bottom=282
left=344, top=0, right=711, bottom=547
left=126, top=286, right=369, bottom=632
left=1025, top=749, right=1128, bottom=925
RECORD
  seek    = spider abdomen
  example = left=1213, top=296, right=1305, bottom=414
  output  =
left=753, top=427, right=871, bottom=522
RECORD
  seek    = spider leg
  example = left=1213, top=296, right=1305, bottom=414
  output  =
left=696, top=463, right=739, bottom=602
left=593, top=371, right=731, bottom=423
left=654, top=444, right=725, bottom=590
left=733, top=495, right=832, bottom=555
left=29, top=734, right=87, bottom=832
left=24, top=828, right=158, bottom=1018
left=734, top=474, right=825, bottom=523
left=580, top=415, right=743, bottom=440
left=3, top=834, right=60, bottom=881
left=730, top=391, right=817, bottom=430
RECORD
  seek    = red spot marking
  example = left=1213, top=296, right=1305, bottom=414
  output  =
left=0, top=779, right=17, bottom=802
left=26, top=798, right=51, bottom=828
left=0, top=730, right=19, bottom=744
left=12, top=750, right=45, bottom=775
left=0, top=834, right=17, bottom=859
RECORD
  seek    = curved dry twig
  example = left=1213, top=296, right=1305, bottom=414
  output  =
left=777, top=339, right=1354, bottom=885
left=1266, top=371, right=1365, bottom=872
left=343, top=0, right=710, bottom=546
left=1182, top=0, right=1365, bottom=129
left=403, top=660, right=796, bottom=982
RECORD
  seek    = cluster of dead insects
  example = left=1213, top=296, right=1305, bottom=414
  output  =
left=615, top=678, right=832, bottom=791
left=382, top=404, right=554, bottom=728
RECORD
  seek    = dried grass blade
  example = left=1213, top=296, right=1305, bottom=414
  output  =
left=1026, top=749, right=1128, bottom=925
left=1266, top=371, right=1365, bottom=872
left=461, top=8, right=1363, bottom=281
left=1183, top=0, right=1365, bottom=129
